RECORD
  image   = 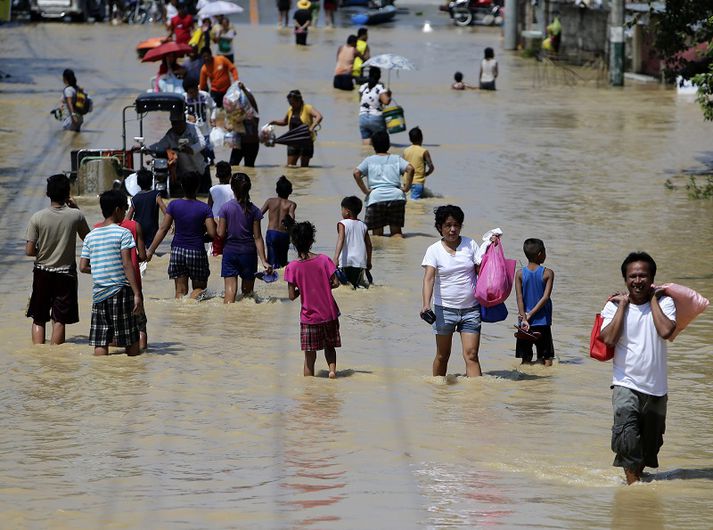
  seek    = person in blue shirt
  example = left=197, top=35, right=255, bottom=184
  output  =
left=515, top=238, right=555, bottom=365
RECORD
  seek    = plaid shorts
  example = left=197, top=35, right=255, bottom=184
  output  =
left=89, top=286, right=140, bottom=347
left=168, top=246, right=210, bottom=282
left=300, top=319, right=341, bottom=351
left=365, top=200, right=406, bottom=230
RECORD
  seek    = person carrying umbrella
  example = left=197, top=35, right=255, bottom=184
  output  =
left=268, top=90, right=323, bottom=168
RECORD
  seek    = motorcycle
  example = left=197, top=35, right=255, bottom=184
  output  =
left=446, top=0, right=503, bottom=27
left=122, top=0, right=164, bottom=24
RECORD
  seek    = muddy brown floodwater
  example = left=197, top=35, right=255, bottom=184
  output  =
left=1, top=21, right=713, bottom=529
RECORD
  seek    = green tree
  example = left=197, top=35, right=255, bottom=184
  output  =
left=649, top=1, right=713, bottom=119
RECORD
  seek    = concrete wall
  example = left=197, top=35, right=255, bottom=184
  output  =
left=558, top=4, right=609, bottom=64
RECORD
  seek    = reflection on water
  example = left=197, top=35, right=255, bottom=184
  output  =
left=1, top=20, right=713, bottom=529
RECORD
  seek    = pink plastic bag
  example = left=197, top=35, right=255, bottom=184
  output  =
left=655, top=283, right=709, bottom=341
left=474, top=241, right=517, bottom=308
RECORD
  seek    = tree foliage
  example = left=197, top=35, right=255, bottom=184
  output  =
left=650, top=2, right=713, bottom=119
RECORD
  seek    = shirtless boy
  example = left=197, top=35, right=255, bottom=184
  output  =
left=261, top=175, right=297, bottom=268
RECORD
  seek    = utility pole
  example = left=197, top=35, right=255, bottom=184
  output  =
left=504, top=0, right=518, bottom=51
left=609, top=0, right=624, bottom=86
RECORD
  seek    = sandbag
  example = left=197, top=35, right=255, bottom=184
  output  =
left=655, top=283, right=709, bottom=341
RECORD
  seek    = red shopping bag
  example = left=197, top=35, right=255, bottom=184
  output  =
left=474, top=241, right=516, bottom=308
left=590, top=313, right=614, bottom=361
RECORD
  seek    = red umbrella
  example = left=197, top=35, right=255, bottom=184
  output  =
left=141, top=41, right=193, bottom=63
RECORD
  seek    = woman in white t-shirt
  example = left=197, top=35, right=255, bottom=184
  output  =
left=61, top=69, right=83, bottom=132
left=421, top=205, right=484, bottom=377
left=358, top=67, right=391, bottom=145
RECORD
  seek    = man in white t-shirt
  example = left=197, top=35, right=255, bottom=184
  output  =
left=600, top=252, right=677, bottom=485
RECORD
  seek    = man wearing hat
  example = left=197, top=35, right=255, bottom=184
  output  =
left=293, top=0, right=312, bottom=46
left=148, top=109, right=209, bottom=192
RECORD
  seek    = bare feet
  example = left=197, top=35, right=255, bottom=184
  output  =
left=624, top=467, right=641, bottom=485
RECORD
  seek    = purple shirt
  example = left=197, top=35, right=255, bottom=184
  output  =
left=284, top=254, right=340, bottom=324
left=218, top=200, right=263, bottom=254
left=166, top=199, right=212, bottom=251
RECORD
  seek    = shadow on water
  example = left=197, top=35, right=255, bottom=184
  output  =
left=643, top=467, right=713, bottom=482
left=486, top=369, right=550, bottom=381
left=315, top=369, right=373, bottom=378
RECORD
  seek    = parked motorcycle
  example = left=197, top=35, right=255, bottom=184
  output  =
left=446, top=0, right=503, bottom=27
left=122, top=0, right=163, bottom=24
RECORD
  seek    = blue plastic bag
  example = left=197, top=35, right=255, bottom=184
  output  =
left=481, top=303, right=508, bottom=323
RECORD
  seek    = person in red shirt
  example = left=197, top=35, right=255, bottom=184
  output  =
left=168, top=1, right=194, bottom=46
left=199, top=47, right=239, bottom=108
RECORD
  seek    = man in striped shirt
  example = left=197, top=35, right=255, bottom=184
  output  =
left=79, top=190, right=143, bottom=356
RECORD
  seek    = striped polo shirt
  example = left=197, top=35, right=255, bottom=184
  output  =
left=81, top=224, right=135, bottom=303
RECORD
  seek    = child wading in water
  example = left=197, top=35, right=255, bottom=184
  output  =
left=208, top=161, right=233, bottom=256
left=402, top=126, right=435, bottom=200
left=284, top=222, right=341, bottom=377
left=514, top=238, right=555, bottom=365
left=261, top=175, right=297, bottom=269
left=333, top=195, right=372, bottom=288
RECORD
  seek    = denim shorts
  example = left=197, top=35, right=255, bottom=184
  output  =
left=432, top=304, right=481, bottom=335
left=410, top=183, right=424, bottom=199
left=359, top=113, right=386, bottom=139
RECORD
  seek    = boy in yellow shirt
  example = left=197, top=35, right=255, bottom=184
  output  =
left=402, top=126, right=434, bottom=199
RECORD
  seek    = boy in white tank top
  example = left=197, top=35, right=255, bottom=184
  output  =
left=333, top=196, right=372, bottom=288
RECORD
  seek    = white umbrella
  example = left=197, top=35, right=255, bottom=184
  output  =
left=198, top=0, right=244, bottom=18
left=362, top=54, right=415, bottom=88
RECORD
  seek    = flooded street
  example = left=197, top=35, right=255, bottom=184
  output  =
left=2, top=20, right=713, bottom=529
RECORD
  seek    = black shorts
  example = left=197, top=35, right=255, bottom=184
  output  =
left=287, top=140, right=314, bottom=159
left=333, top=74, right=354, bottom=91
left=364, top=200, right=406, bottom=230
left=515, top=325, right=554, bottom=361
left=89, top=286, right=140, bottom=347
left=26, top=268, right=79, bottom=325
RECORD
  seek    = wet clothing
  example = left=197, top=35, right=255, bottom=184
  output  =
left=221, top=250, right=257, bottom=279
left=432, top=304, right=481, bottom=335
left=364, top=200, right=405, bottom=231
left=515, top=325, right=555, bottom=361
left=300, top=319, right=341, bottom=351
left=130, top=189, right=162, bottom=248
left=89, top=285, right=140, bottom=347
left=62, top=86, right=83, bottom=131
left=334, top=45, right=355, bottom=90
left=266, top=229, right=290, bottom=268
left=230, top=141, right=259, bottom=167
left=284, top=254, right=340, bottom=325
left=359, top=82, right=387, bottom=116
left=480, top=58, right=497, bottom=90
left=601, top=296, right=676, bottom=471
left=611, top=386, right=667, bottom=470
left=26, top=268, right=79, bottom=325
left=168, top=246, right=210, bottom=281
left=352, top=39, right=368, bottom=78
left=293, top=8, right=311, bottom=45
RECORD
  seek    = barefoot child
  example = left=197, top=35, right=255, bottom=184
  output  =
left=514, top=238, right=555, bottom=365
left=217, top=173, right=272, bottom=302
left=208, top=161, right=233, bottom=255
left=402, top=127, right=434, bottom=200
left=261, top=175, right=297, bottom=268
left=79, top=190, right=144, bottom=356
left=333, top=195, right=372, bottom=289
left=127, top=168, right=166, bottom=250
left=284, top=221, right=341, bottom=377
left=146, top=171, right=217, bottom=299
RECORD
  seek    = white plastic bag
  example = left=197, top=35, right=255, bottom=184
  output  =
left=209, top=126, right=226, bottom=148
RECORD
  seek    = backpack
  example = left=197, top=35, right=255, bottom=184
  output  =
left=74, top=87, right=93, bottom=115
